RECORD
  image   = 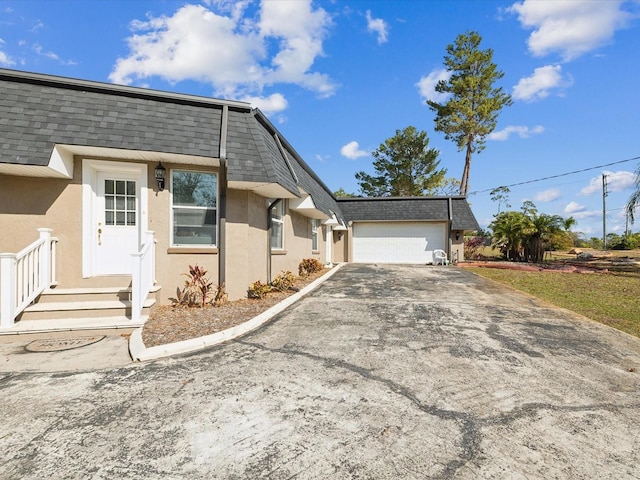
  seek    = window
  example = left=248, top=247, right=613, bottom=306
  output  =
left=311, top=218, right=320, bottom=251
left=104, top=179, right=136, bottom=226
left=171, top=170, right=217, bottom=246
left=270, top=201, right=284, bottom=250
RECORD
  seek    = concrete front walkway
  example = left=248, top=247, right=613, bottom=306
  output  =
left=1, top=264, right=639, bottom=479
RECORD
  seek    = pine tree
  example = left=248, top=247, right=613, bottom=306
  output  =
left=428, top=31, right=512, bottom=196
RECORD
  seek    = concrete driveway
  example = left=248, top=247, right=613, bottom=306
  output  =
left=1, top=264, right=639, bottom=479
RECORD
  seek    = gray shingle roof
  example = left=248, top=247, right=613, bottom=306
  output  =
left=248, top=110, right=341, bottom=218
left=0, top=69, right=334, bottom=205
left=0, top=69, right=228, bottom=166
left=336, top=197, right=479, bottom=231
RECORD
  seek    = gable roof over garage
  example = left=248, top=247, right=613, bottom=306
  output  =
left=337, top=196, right=480, bottom=231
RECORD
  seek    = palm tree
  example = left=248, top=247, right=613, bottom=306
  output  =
left=490, top=211, right=532, bottom=261
left=523, top=213, right=565, bottom=263
left=626, top=164, right=640, bottom=224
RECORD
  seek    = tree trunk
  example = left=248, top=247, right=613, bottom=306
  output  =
left=459, top=143, right=473, bottom=196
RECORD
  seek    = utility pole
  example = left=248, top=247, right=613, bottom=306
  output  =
left=602, top=174, right=608, bottom=250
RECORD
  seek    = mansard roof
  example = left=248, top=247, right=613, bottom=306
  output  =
left=0, top=68, right=339, bottom=216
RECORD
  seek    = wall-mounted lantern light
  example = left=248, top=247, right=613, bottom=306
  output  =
left=455, top=231, right=460, bottom=241
left=154, top=162, right=166, bottom=191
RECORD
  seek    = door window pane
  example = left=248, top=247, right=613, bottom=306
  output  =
left=104, top=179, right=136, bottom=226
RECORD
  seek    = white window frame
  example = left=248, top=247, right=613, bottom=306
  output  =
left=311, top=218, right=320, bottom=252
left=270, top=200, right=285, bottom=251
left=170, top=169, right=218, bottom=247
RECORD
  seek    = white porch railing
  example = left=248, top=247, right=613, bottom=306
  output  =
left=0, top=228, right=58, bottom=329
left=131, top=231, right=156, bottom=322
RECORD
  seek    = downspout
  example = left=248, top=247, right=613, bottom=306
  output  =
left=218, top=105, right=229, bottom=288
left=266, top=198, right=282, bottom=284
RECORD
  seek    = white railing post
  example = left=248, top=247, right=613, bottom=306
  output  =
left=131, top=251, right=142, bottom=322
left=0, top=253, right=17, bottom=329
left=50, top=236, right=58, bottom=286
left=37, top=228, right=53, bottom=287
left=130, top=231, right=155, bottom=323
left=148, top=231, right=156, bottom=285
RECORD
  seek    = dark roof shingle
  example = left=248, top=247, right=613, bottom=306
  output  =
left=337, top=197, right=479, bottom=231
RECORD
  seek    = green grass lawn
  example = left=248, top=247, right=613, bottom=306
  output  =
left=468, top=267, right=640, bottom=338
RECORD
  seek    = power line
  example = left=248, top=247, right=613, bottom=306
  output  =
left=469, top=155, right=640, bottom=195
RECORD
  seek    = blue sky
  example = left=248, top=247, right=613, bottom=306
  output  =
left=1, top=0, right=639, bottom=237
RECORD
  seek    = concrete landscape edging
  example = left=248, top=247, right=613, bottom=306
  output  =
left=129, top=263, right=346, bottom=362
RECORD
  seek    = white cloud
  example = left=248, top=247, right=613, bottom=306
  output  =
left=32, top=43, right=77, bottom=66
left=240, top=93, right=288, bottom=114
left=109, top=1, right=337, bottom=105
left=512, top=65, right=570, bottom=102
left=0, top=38, right=14, bottom=66
left=571, top=209, right=602, bottom=220
left=366, top=10, right=389, bottom=45
left=258, top=0, right=336, bottom=97
left=509, top=0, right=633, bottom=61
left=0, top=50, right=14, bottom=66
left=340, top=141, right=368, bottom=160
left=416, top=68, right=451, bottom=103
left=579, top=170, right=636, bottom=196
left=533, top=188, right=561, bottom=202
left=488, top=125, right=544, bottom=141
left=564, top=201, right=586, bottom=214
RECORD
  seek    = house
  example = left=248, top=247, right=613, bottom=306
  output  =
left=0, top=68, right=478, bottom=332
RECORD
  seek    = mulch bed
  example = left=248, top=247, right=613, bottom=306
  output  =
left=142, top=269, right=327, bottom=347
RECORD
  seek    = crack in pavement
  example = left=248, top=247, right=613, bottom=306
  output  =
left=237, top=339, right=640, bottom=479
left=238, top=339, right=481, bottom=479
left=483, top=400, right=640, bottom=427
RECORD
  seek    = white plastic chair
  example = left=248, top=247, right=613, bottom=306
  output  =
left=433, top=249, right=449, bottom=265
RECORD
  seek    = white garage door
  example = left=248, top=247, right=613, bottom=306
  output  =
left=353, top=222, right=446, bottom=264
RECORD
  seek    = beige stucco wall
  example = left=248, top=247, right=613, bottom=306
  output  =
left=1, top=161, right=85, bottom=287
left=0, top=159, right=224, bottom=298
left=1, top=158, right=337, bottom=305
left=270, top=201, right=324, bottom=278
left=451, top=230, right=465, bottom=263
left=332, top=229, right=347, bottom=263
left=223, top=190, right=268, bottom=300
left=151, top=162, right=221, bottom=304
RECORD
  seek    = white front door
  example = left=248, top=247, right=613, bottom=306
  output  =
left=82, top=160, right=148, bottom=277
left=96, top=173, right=140, bottom=274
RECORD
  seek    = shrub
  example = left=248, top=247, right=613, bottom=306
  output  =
left=270, top=271, right=296, bottom=292
left=247, top=280, right=271, bottom=299
left=464, top=236, right=484, bottom=260
left=176, top=264, right=214, bottom=307
left=213, top=282, right=228, bottom=307
left=299, top=258, right=323, bottom=277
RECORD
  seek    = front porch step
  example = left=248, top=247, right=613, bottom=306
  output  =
left=20, top=298, right=156, bottom=321
left=0, top=315, right=146, bottom=337
left=41, top=285, right=161, bottom=303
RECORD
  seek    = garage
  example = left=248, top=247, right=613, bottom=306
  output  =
left=352, top=221, right=446, bottom=264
